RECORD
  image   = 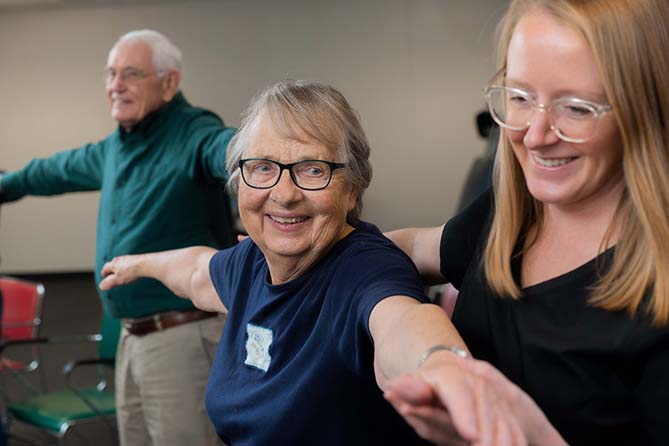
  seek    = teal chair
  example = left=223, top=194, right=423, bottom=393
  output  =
left=1, top=311, right=120, bottom=445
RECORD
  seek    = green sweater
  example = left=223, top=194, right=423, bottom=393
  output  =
left=1, top=93, right=236, bottom=318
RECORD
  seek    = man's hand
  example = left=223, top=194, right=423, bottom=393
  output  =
left=100, top=255, right=144, bottom=290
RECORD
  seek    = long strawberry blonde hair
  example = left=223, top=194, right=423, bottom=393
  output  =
left=484, top=0, right=669, bottom=326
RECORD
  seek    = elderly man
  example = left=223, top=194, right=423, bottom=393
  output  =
left=0, top=30, right=232, bottom=446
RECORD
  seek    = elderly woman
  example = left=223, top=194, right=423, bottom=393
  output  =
left=99, top=80, right=560, bottom=446
left=386, top=0, right=669, bottom=445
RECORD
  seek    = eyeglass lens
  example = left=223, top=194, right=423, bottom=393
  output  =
left=241, top=159, right=336, bottom=190
left=486, top=87, right=599, bottom=142
left=104, top=67, right=148, bottom=84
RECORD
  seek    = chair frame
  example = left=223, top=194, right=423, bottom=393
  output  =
left=0, top=335, right=116, bottom=446
left=0, top=276, right=46, bottom=374
left=0, top=276, right=47, bottom=440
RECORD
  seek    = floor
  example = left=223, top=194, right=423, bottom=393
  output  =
left=3, top=272, right=117, bottom=446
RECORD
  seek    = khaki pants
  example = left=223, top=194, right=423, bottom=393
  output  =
left=115, top=314, right=225, bottom=446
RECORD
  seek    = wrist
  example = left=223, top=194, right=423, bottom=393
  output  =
left=419, top=344, right=468, bottom=368
left=136, top=254, right=151, bottom=279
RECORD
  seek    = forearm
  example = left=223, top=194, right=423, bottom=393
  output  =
left=136, top=249, right=207, bottom=298
left=100, top=246, right=220, bottom=310
left=200, top=124, right=237, bottom=182
left=378, top=300, right=567, bottom=446
left=372, top=298, right=467, bottom=389
left=385, top=226, right=446, bottom=285
left=0, top=170, right=23, bottom=204
left=385, top=227, right=418, bottom=257
left=1, top=148, right=103, bottom=201
left=0, top=170, right=25, bottom=203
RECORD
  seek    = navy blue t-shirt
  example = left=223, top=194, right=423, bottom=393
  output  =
left=206, top=221, right=429, bottom=446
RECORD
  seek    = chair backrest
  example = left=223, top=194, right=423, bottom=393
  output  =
left=98, top=312, right=120, bottom=361
left=0, top=276, right=44, bottom=340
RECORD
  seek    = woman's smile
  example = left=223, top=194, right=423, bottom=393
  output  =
left=238, top=118, right=356, bottom=284
left=531, top=154, right=578, bottom=168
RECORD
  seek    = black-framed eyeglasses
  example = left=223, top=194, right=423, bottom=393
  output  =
left=239, top=158, right=347, bottom=191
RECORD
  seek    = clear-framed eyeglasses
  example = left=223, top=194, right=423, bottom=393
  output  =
left=103, top=67, right=162, bottom=85
left=239, top=158, right=347, bottom=191
left=482, top=69, right=613, bottom=143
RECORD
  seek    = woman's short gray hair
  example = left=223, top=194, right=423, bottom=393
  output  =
left=226, top=79, right=372, bottom=224
left=113, top=29, right=182, bottom=74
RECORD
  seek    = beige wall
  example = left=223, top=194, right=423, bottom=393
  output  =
left=0, top=0, right=505, bottom=273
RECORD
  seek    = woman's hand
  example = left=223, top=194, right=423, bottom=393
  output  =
left=385, top=355, right=565, bottom=446
left=100, top=255, right=144, bottom=290
left=385, top=372, right=473, bottom=446
left=460, top=359, right=566, bottom=445
left=385, top=353, right=526, bottom=446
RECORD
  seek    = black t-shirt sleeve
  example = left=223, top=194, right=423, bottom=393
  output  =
left=440, top=188, right=493, bottom=289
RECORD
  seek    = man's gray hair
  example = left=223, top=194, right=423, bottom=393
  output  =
left=226, top=79, right=372, bottom=224
left=112, top=29, right=182, bottom=73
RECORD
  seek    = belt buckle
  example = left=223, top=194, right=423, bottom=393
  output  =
left=153, top=313, right=164, bottom=331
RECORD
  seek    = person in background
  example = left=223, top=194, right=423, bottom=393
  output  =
left=385, top=0, right=669, bottom=445
left=455, top=111, right=498, bottom=213
left=99, top=79, right=565, bottom=446
left=0, top=30, right=235, bottom=446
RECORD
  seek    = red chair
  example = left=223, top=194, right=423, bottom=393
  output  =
left=0, top=276, right=45, bottom=374
left=0, top=276, right=118, bottom=445
left=0, top=276, right=46, bottom=435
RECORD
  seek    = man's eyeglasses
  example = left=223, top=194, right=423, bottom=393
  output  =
left=483, top=70, right=613, bottom=143
left=103, top=67, right=161, bottom=85
left=239, top=158, right=346, bottom=191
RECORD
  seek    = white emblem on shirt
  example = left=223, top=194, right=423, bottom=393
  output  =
left=244, top=323, right=273, bottom=372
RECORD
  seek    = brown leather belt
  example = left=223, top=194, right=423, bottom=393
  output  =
left=122, top=309, right=217, bottom=337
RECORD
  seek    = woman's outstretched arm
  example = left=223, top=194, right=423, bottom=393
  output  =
left=99, top=246, right=226, bottom=314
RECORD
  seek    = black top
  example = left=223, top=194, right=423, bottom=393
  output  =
left=440, top=189, right=669, bottom=446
